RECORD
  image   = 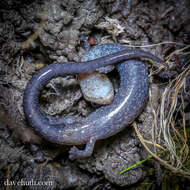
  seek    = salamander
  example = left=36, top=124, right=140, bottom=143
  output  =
left=23, top=43, right=165, bottom=160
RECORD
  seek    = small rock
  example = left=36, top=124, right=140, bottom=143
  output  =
left=79, top=72, right=114, bottom=105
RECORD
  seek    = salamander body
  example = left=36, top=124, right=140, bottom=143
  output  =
left=23, top=44, right=163, bottom=160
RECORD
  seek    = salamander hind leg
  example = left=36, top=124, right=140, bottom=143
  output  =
left=69, top=137, right=96, bottom=160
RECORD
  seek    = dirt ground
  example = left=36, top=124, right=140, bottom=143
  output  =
left=0, top=0, right=190, bottom=189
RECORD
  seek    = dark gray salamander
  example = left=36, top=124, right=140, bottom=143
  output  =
left=23, top=43, right=164, bottom=160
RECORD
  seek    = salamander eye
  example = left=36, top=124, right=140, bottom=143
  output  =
left=91, top=102, right=101, bottom=108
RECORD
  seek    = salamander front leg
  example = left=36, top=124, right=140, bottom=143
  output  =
left=69, top=137, right=96, bottom=160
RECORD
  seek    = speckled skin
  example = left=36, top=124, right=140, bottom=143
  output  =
left=23, top=43, right=163, bottom=160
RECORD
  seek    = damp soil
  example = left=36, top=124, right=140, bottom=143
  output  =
left=0, top=0, right=190, bottom=189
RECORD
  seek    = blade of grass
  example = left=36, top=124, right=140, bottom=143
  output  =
left=120, top=151, right=164, bottom=174
left=120, top=155, right=153, bottom=174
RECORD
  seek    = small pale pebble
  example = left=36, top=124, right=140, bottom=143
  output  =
left=79, top=72, right=114, bottom=105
